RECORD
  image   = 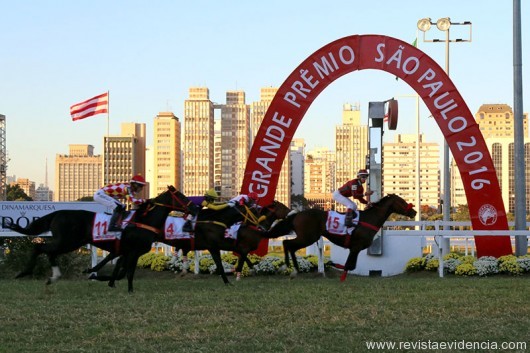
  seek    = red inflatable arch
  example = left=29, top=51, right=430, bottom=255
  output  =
left=241, top=35, right=512, bottom=258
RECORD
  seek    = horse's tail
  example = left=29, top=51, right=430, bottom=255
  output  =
left=262, top=213, right=297, bottom=238
left=4, top=211, right=57, bottom=236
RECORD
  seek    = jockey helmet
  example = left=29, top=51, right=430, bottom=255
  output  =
left=248, top=192, right=259, bottom=202
left=204, top=188, right=219, bottom=199
left=357, top=169, right=369, bottom=178
left=130, top=174, right=146, bottom=185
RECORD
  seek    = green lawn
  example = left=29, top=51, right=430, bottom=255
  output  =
left=0, top=270, right=528, bottom=353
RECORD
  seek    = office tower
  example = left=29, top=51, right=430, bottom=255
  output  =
left=183, top=87, right=215, bottom=197
left=35, top=184, right=53, bottom=201
left=383, top=134, right=440, bottom=208
left=103, top=123, right=147, bottom=196
left=220, top=90, right=250, bottom=199
left=290, top=138, right=305, bottom=196
left=214, top=119, right=222, bottom=195
left=250, top=87, right=291, bottom=206
left=335, top=103, right=369, bottom=191
left=452, top=104, right=530, bottom=212
left=153, top=112, right=181, bottom=195
left=55, top=144, right=102, bottom=201
left=0, top=114, right=6, bottom=200
left=304, top=147, right=335, bottom=210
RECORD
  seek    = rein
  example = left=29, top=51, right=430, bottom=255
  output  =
left=234, top=205, right=262, bottom=226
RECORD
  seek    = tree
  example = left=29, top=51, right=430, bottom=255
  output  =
left=291, top=194, right=310, bottom=210
left=6, top=184, right=32, bottom=201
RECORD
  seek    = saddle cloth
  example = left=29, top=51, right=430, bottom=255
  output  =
left=92, top=211, right=135, bottom=242
left=224, top=222, right=241, bottom=240
left=164, top=217, right=193, bottom=240
left=325, top=211, right=360, bottom=235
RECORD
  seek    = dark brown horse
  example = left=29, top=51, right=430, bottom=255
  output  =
left=179, top=203, right=270, bottom=284
left=263, top=194, right=417, bottom=281
left=6, top=186, right=188, bottom=292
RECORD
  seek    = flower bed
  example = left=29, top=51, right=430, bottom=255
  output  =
left=140, top=251, right=331, bottom=276
left=405, top=253, right=530, bottom=277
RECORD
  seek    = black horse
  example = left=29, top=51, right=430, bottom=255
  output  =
left=263, top=194, right=417, bottom=281
left=6, top=186, right=190, bottom=291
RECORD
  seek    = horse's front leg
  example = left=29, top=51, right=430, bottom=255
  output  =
left=341, top=246, right=362, bottom=282
left=126, top=252, right=142, bottom=294
left=16, top=244, right=42, bottom=279
left=234, top=254, right=249, bottom=281
left=108, top=255, right=125, bottom=288
left=84, top=252, right=117, bottom=274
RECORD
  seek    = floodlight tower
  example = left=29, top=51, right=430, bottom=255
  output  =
left=0, top=114, right=6, bottom=200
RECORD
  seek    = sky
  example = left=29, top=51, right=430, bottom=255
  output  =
left=1, top=1, right=528, bottom=189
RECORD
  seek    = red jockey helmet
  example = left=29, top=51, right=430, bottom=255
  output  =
left=357, top=169, right=369, bottom=178
left=130, top=174, right=146, bottom=185
left=248, top=192, right=259, bottom=201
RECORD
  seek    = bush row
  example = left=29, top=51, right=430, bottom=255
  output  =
left=137, top=251, right=331, bottom=276
left=405, top=253, right=530, bottom=276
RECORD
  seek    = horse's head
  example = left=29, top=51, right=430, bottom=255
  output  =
left=258, top=200, right=291, bottom=229
left=386, top=194, right=417, bottom=218
left=149, top=186, right=191, bottom=212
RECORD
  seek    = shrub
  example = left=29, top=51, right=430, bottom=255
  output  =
left=443, top=258, right=462, bottom=274
left=460, top=255, right=476, bottom=264
left=424, top=258, right=439, bottom=271
left=473, top=256, right=499, bottom=277
left=517, top=257, right=530, bottom=273
left=443, top=252, right=461, bottom=261
left=254, top=256, right=283, bottom=275
left=455, top=263, right=477, bottom=276
left=499, top=259, right=523, bottom=275
left=150, top=255, right=171, bottom=272
left=3, top=237, right=90, bottom=278
left=405, top=257, right=425, bottom=272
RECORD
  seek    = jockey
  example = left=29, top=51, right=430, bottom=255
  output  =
left=227, top=192, right=259, bottom=209
left=93, top=174, right=146, bottom=231
left=332, top=169, right=374, bottom=227
left=201, top=188, right=229, bottom=211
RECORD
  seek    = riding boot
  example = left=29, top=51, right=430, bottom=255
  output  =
left=182, top=220, right=193, bottom=233
left=108, top=205, right=124, bottom=231
left=344, top=209, right=355, bottom=227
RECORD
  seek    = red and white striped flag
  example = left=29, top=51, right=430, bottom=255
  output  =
left=70, top=92, right=108, bottom=121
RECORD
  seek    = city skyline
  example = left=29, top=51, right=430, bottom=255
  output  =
left=1, top=1, right=528, bottom=188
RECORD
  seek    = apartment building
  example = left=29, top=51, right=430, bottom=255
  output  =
left=55, top=144, right=102, bottom=201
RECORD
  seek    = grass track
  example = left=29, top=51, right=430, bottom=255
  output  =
left=0, top=270, right=529, bottom=353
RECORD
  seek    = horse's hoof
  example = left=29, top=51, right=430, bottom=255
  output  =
left=82, top=268, right=92, bottom=274
left=88, top=273, right=98, bottom=280
left=108, top=282, right=116, bottom=288
left=15, top=272, right=27, bottom=279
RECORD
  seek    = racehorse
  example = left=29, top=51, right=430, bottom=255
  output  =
left=6, top=186, right=191, bottom=291
left=263, top=194, right=417, bottom=281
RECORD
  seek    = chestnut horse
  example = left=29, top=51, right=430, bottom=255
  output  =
left=263, top=194, right=417, bottom=281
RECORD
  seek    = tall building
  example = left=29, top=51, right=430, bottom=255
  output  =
left=453, top=103, right=530, bottom=212
left=304, top=147, right=335, bottom=209
left=183, top=87, right=215, bottom=197
left=220, top=90, right=250, bottom=199
left=55, top=144, right=102, bottom=201
left=383, top=134, right=440, bottom=208
left=250, top=87, right=291, bottom=206
left=335, top=103, right=368, bottom=189
left=103, top=123, right=147, bottom=196
left=10, top=178, right=36, bottom=200
left=0, top=114, right=6, bottom=200
left=290, top=138, right=305, bottom=196
left=153, top=112, right=181, bottom=195
left=213, top=120, right=222, bottom=195
left=476, top=103, right=528, bottom=139
left=35, top=184, right=53, bottom=201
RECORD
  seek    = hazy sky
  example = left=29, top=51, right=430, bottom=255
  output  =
left=1, top=1, right=527, bottom=188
